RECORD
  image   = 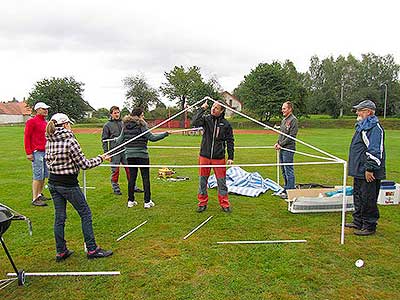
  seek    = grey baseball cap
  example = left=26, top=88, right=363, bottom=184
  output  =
left=353, top=100, right=376, bottom=111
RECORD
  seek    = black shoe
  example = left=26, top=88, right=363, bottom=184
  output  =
left=39, top=194, right=52, bottom=201
left=32, top=198, right=48, bottom=206
left=113, top=190, right=122, bottom=195
left=222, top=206, right=232, bottom=213
left=196, top=205, right=207, bottom=213
left=87, top=247, right=113, bottom=259
left=345, top=222, right=361, bottom=229
left=56, top=249, right=74, bottom=262
left=134, top=187, right=144, bottom=193
left=354, top=229, right=376, bottom=236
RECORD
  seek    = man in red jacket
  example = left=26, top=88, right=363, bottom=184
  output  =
left=24, top=102, right=51, bottom=206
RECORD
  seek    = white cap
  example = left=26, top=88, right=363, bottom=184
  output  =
left=34, top=102, right=50, bottom=110
left=51, top=113, right=74, bottom=125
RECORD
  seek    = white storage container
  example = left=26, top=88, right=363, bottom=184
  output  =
left=377, top=184, right=399, bottom=205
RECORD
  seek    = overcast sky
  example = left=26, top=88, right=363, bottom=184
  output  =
left=1, top=0, right=399, bottom=109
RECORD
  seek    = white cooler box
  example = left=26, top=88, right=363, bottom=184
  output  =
left=377, top=183, right=400, bottom=205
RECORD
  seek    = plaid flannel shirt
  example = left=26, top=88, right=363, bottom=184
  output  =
left=46, top=127, right=103, bottom=175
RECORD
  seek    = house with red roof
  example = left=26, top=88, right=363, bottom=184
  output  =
left=0, top=101, right=32, bottom=124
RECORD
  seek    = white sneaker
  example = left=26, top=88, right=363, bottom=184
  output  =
left=144, top=200, right=155, bottom=209
left=127, top=200, right=138, bottom=208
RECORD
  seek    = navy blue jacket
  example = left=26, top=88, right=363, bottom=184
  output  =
left=348, top=115, right=385, bottom=179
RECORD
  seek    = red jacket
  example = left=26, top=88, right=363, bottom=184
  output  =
left=24, top=114, right=47, bottom=155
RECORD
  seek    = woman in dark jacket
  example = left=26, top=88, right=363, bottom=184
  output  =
left=45, top=113, right=113, bottom=261
left=116, top=107, right=169, bottom=208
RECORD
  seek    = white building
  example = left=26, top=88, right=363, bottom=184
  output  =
left=0, top=102, right=31, bottom=124
left=221, top=91, right=243, bottom=117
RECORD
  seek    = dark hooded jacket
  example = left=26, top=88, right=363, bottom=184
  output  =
left=116, top=115, right=168, bottom=159
left=348, top=115, right=386, bottom=179
left=191, top=108, right=234, bottom=160
left=102, top=117, right=123, bottom=152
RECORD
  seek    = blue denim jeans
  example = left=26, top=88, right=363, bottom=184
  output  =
left=32, top=151, right=48, bottom=180
left=48, top=184, right=97, bottom=253
left=279, top=149, right=295, bottom=190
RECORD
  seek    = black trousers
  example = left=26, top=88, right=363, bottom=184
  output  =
left=127, top=157, right=151, bottom=203
left=352, top=178, right=381, bottom=231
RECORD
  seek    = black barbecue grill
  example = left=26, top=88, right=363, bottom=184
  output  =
left=0, top=203, right=32, bottom=288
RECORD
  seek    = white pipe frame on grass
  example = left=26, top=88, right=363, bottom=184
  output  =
left=83, top=96, right=349, bottom=245
left=104, top=98, right=207, bottom=157
left=117, top=220, right=148, bottom=241
left=183, top=216, right=213, bottom=240
left=217, top=240, right=307, bottom=244
left=102, top=127, right=204, bottom=143
left=7, top=271, right=120, bottom=277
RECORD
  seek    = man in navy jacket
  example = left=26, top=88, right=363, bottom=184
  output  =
left=347, top=100, right=385, bottom=236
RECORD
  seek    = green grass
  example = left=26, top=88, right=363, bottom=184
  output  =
left=0, top=126, right=399, bottom=299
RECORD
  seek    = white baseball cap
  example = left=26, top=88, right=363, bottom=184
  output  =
left=51, top=113, right=74, bottom=125
left=34, top=102, right=50, bottom=110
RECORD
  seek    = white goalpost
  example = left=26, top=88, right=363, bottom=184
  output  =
left=82, top=96, right=349, bottom=245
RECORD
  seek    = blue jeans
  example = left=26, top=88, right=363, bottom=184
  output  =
left=32, top=151, right=48, bottom=180
left=48, top=184, right=97, bottom=253
left=279, top=150, right=295, bottom=190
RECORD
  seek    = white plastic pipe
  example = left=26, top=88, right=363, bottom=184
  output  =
left=167, top=127, right=203, bottom=133
left=183, top=216, right=213, bottom=240
left=7, top=271, right=120, bottom=277
left=217, top=240, right=307, bottom=244
left=148, top=146, right=275, bottom=149
left=106, top=97, right=207, bottom=157
left=340, top=161, right=348, bottom=244
left=204, top=96, right=343, bottom=162
left=117, top=220, right=148, bottom=241
left=99, top=161, right=343, bottom=169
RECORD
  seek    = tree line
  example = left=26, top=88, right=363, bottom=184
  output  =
left=26, top=52, right=400, bottom=122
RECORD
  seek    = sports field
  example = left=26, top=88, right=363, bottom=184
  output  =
left=0, top=126, right=399, bottom=299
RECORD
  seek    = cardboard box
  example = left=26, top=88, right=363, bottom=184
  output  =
left=286, top=188, right=354, bottom=213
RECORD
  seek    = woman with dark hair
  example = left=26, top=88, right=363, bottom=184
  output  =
left=116, top=107, right=170, bottom=208
left=45, top=113, right=113, bottom=261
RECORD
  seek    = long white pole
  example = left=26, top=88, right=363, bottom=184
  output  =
left=7, top=271, right=120, bottom=277
left=204, top=96, right=342, bottom=162
left=100, top=161, right=343, bottom=169
left=340, top=161, right=348, bottom=245
left=147, top=146, right=275, bottom=149
left=106, top=97, right=206, bottom=157
left=117, top=220, right=148, bottom=241
left=183, top=216, right=213, bottom=240
left=217, top=240, right=307, bottom=244
left=276, top=150, right=280, bottom=186
left=167, top=127, right=203, bottom=134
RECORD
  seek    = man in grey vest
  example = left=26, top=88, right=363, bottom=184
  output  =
left=102, top=106, right=142, bottom=195
left=274, top=101, right=298, bottom=199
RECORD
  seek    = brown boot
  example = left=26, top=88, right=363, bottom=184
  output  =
left=32, top=197, right=48, bottom=206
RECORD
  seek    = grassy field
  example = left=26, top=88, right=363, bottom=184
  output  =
left=0, top=126, right=399, bottom=299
